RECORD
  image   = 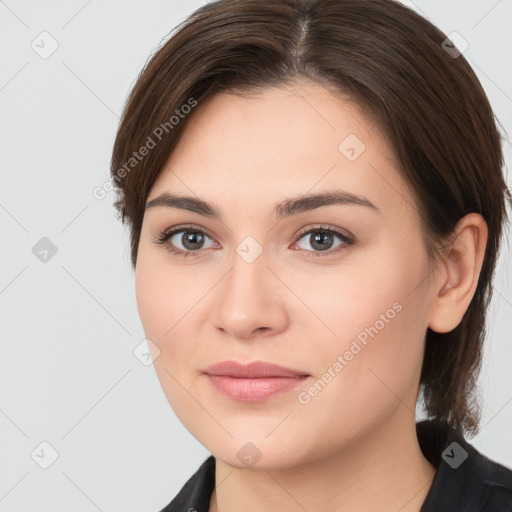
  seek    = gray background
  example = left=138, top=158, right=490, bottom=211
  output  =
left=0, top=1, right=511, bottom=510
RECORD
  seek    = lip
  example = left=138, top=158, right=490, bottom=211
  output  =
left=203, top=360, right=310, bottom=402
left=204, top=360, right=309, bottom=378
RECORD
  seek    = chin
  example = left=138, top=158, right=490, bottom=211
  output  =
left=209, top=437, right=310, bottom=472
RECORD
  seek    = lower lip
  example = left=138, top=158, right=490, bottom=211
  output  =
left=205, top=374, right=309, bottom=401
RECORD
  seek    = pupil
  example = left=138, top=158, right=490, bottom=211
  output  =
left=312, top=231, right=333, bottom=251
left=183, top=231, right=204, bottom=250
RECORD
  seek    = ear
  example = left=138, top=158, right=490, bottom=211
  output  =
left=428, top=213, right=488, bottom=333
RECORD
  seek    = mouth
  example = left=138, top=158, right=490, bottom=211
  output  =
left=203, top=360, right=310, bottom=401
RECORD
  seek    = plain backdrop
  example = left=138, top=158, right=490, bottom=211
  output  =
left=0, top=1, right=511, bottom=511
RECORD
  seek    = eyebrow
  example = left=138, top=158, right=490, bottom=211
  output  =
left=145, top=190, right=379, bottom=220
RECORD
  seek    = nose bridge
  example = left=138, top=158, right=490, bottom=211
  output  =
left=223, top=243, right=272, bottom=314
left=211, top=239, right=288, bottom=338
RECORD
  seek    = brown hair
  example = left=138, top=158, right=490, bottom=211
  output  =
left=110, top=0, right=511, bottom=436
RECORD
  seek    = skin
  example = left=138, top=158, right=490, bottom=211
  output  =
left=135, top=81, right=488, bottom=512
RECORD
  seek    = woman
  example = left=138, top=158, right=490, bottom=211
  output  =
left=110, top=0, right=512, bottom=510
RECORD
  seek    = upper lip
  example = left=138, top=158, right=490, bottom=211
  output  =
left=204, top=360, right=309, bottom=378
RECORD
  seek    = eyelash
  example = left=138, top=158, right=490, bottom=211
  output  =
left=152, top=224, right=355, bottom=259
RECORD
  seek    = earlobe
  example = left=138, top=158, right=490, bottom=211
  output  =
left=428, top=213, right=488, bottom=333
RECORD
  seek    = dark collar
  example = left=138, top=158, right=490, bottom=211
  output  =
left=160, top=420, right=512, bottom=512
left=417, top=419, right=512, bottom=511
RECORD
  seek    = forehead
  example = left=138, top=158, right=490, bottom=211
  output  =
left=149, top=83, right=415, bottom=220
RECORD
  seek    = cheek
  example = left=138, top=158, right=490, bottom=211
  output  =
left=136, top=243, right=186, bottom=329
left=135, top=257, right=203, bottom=420
left=135, top=252, right=186, bottom=362
left=301, top=248, right=430, bottom=401
left=295, top=297, right=426, bottom=453
left=135, top=253, right=208, bottom=369
left=135, top=262, right=167, bottom=342
left=283, top=255, right=405, bottom=347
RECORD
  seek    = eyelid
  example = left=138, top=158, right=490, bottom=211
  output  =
left=294, top=224, right=354, bottom=243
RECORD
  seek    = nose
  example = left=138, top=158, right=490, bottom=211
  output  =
left=211, top=249, right=289, bottom=340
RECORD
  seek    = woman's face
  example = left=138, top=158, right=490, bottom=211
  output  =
left=136, top=82, right=438, bottom=469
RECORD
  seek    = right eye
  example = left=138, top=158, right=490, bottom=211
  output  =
left=153, top=225, right=218, bottom=257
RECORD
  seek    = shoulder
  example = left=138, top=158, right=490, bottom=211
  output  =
left=417, top=419, right=512, bottom=512
left=469, top=445, right=512, bottom=511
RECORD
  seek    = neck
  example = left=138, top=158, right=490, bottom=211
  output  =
left=209, top=410, right=436, bottom=512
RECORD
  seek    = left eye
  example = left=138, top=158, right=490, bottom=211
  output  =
left=293, top=227, right=353, bottom=255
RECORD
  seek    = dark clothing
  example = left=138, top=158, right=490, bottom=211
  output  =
left=158, top=419, right=512, bottom=511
